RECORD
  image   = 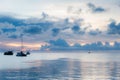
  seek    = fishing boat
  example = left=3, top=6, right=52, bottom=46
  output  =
left=16, top=51, right=27, bottom=56
left=16, top=34, right=30, bottom=57
left=4, top=51, right=13, bottom=55
left=88, top=50, right=91, bottom=54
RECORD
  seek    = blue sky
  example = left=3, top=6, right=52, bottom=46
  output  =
left=0, top=0, right=120, bottom=51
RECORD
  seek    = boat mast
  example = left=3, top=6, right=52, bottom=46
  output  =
left=21, top=34, right=23, bottom=51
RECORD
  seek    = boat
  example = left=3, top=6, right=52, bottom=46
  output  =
left=16, top=51, right=27, bottom=57
left=4, top=51, right=13, bottom=55
left=88, top=50, right=91, bottom=54
left=16, top=34, right=28, bottom=57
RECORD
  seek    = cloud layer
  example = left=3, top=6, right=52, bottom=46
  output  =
left=0, top=13, right=120, bottom=50
left=41, top=38, right=120, bottom=51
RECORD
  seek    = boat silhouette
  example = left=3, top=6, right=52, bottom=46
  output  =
left=16, top=34, right=30, bottom=57
left=16, top=51, right=27, bottom=57
left=4, top=51, right=13, bottom=55
left=88, top=50, right=92, bottom=54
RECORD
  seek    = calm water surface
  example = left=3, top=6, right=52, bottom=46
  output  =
left=0, top=51, right=120, bottom=80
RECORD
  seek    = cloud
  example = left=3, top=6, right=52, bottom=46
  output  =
left=72, top=25, right=80, bottom=32
left=0, top=14, right=120, bottom=51
left=107, top=21, right=120, bottom=35
left=41, top=39, right=120, bottom=51
left=0, top=15, right=24, bottom=26
left=71, top=25, right=85, bottom=34
left=88, top=29, right=102, bottom=35
left=2, top=28, right=16, bottom=33
left=0, top=14, right=85, bottom=39
left=87, top=3, right=106, bottom=13
left=52, top=28, right=60, bottom=37
left=8, top=34, right=18, bottom=39
left=0, top=14, right=54, bottom=39
left=49, top=38, right=69, bottom=47
left=41, top=38, right=70, bottom=51
left=23, top=26, right=42, bottom=35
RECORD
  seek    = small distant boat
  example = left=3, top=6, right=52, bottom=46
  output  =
left=88, top=50, right=91, bottom=54
left=16, top=51, right=27, bottom=57
left=4, top=51, right=13, bottom=55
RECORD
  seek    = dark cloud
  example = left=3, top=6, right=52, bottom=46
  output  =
left=71, top=25, right=85, bottom=34
left=8, top=35, right=18, bottom=39
left=89, top=29, right=102, bottom=35
left=87, top=3, right=106, bottom=13
left=0, top=14, right=85, bottom=38
left=23, top=26, right=42, bottom=35
left=2, top=28, right=16, bottom=33
left=107, top=21, right=120, bottom=35
left=41, top=40, right=120, bottom=51
left=22, top=22, right=53, bottom=35
left=0, top=16, right=24, bottom=26
left=76, top=41, right=120, bottom=50
left=49, top=38, right=69, bottom=47
left=41, top=38, right=70, bottom=51
left=0, top=14, right=53, bottom=37
left=72, top=25, right=80, bottom=32
left=52, top=28, right=60, bottom=37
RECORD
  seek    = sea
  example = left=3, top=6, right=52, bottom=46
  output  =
left=0, top=50, right=120, bottom=80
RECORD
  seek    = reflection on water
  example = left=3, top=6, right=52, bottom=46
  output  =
left=0, top=51, right=120, bottom=80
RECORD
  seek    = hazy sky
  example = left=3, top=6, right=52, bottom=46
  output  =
left=0, top=0, right=120, bottom=50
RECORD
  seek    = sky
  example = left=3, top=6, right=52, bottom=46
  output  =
left=0, top=0, right=120, bottom=51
